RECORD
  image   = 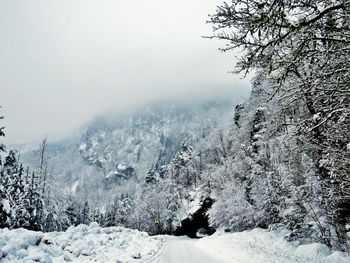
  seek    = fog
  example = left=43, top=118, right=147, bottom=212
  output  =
left=0, top=0, right=250, bottom=144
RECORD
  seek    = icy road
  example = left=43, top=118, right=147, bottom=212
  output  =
left=155, top=236, right=227, bottom=263
left=151, top=229, right=350, bottom=263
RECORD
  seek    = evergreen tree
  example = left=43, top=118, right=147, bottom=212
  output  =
left=81, top=200, right=90, bottom=225
left=0, top=112, right=9, bottom=227
left=209, top=0, right=349, bottom=250
left=65, top=198, right=78, bottom=227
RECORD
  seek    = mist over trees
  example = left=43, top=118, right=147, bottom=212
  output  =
left=0, top=0, right=349, bottom=254
left=0, top=120, right=95, bottom=232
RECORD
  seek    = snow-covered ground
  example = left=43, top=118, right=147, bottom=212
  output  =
left=1, top=225, right=349, bottom=263
left=0, top=223, right=164, bottom=263
left=196, top=228, right=350, bottom=263
left=156, top=236, right=226, bottom=263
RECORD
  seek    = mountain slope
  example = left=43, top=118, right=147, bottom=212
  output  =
left=20, top=98, right=236, bottom=206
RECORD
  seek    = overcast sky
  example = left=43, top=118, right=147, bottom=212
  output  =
left=0, top=0, right=250, bottom=144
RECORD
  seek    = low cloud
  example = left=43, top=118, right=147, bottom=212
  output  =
left=0, top=0, right=250, bottom=144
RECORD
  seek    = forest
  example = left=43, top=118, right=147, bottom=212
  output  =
left=0, top=0, right=349, bottom=256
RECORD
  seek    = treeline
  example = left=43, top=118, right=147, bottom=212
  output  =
left=0, top=118, right=200, bottom=235
left=0, top=126, right=93, bottom=232
left=205, top=0, right=350, bottom=251
left=94, top=142, right=200, bottom=235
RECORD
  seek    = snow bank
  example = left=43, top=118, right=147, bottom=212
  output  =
left=196, top=228, right=350, bottom=263
left=295, top=243, right=330, bottom=260
left=0, top=222, right=164, bottom=263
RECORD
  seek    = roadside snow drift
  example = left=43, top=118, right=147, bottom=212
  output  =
left=0, top=222, right=164, bottom=263
left=196, top=228, right=350, bottom=263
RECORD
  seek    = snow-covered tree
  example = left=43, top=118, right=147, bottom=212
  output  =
left=209, top=0, right=350, bottom=250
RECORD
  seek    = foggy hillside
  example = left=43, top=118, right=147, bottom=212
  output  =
left=19, top=97, right=236, bottom=206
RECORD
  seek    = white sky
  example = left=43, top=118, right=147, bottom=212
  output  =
left=0, top=0, right=250, bottom=144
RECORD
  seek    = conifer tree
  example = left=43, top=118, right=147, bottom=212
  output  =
left=209, top=0, right=350, bottom=250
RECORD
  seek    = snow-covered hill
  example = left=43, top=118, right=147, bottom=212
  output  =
left=0, top=223, right=164, bottom=263
left=19, top=98, right=235, bottom=205
left=78, top=99, right=232, bottom=179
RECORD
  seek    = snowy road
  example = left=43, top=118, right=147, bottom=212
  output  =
left=155, top=237, right=227, bottom=263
